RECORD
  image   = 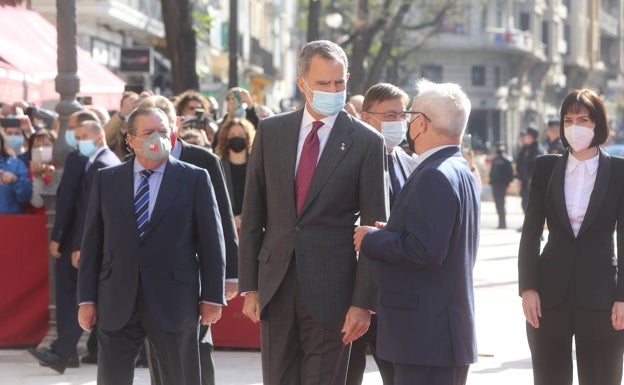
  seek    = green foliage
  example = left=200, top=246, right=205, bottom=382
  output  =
left=192, top=10, right=215, bottom=42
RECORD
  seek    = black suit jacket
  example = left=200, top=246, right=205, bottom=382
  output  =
left=78, top=157, right=226, bottom=331
left=50, top=150, right=87, bottom=247
left=518, top=148, right=624, bottom=309
left=178, top=139, right=238, bottom=279
left=71, top=148, right=121, bottom=250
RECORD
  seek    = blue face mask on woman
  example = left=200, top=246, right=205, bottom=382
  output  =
left=6, top=135, right=24, bottom=152
left=303, top=80, right=346, bottom=116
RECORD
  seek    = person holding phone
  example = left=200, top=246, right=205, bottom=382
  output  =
left=0, top=130, right=32, bottom=214
left=26, top=129, right=57, bottom=213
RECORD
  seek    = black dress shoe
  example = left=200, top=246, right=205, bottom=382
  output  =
left=81, top=352, right=98, bottom=364
left=27, top=348, right=69, bottom=374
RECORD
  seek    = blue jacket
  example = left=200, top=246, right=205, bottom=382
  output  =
left=0, top=156, right=32, bottom=214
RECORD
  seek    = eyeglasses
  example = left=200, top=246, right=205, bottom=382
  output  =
left=365, top=111, right=407, bottom=121
left=405, top=111, right=432, bottom=124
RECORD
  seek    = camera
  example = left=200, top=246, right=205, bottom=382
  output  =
left=188, top=108, right=206, bottom=129
left=1, top=118, right=20, bottom=128
left=77, top=96, right=93, bottom=105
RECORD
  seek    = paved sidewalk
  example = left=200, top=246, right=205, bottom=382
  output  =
left=1, top=194, right=554, bottom=385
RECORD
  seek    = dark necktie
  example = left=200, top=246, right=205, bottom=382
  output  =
left=134, top=169, right=153, bottom=239
left=387, top=153, right=401, bottom=208
left=295, top=120, right=324, bottom=214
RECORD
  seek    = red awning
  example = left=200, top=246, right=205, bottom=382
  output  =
left=0, top=5, right=125, bottom=110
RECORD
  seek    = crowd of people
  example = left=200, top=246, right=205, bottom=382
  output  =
left=1, top=38, right=622, bottom=385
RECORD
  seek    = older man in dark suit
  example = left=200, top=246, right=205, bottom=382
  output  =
left=137, top=95, right=239, bottom=385
left=239, top=40, right=387, bottom=385
left=354, top=79, right=480, bottom=385
left=78, top=107, right=226, bottom=385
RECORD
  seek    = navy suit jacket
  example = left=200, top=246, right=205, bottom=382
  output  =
left=361, top=146, right=480, bottom=366
left=71, top=147, right=121, bottom=250
left=50, top=150, right=87, bottom=247
left=77, top=157, right=226, bottom=332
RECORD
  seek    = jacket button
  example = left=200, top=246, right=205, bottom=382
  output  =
left=294, top=226, right=300, bottom=231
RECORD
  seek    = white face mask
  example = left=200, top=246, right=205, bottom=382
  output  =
left=564, top=125, right=595, bottom=152
left=380, top=120, right=406, bottom=148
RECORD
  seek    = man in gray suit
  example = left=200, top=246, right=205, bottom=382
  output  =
left=239, top=40, right=387, bottom=385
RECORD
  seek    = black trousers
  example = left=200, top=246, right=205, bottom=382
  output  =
left=147, top=324, right=215, bottom=385
left=261, top=259, right=350, bottom=385
left=97, top=286, right=200, bottom=385
left=491, top=184, right=508, bottom=228
left=346, top=314, right=394, bottom=385
left=50, top=248, right=83, bottom=358
left=393, top=363, right=469, bottom=385
left=526, top=296, right=624, bottom=385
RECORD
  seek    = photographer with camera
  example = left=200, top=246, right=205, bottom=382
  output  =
left=175, top=89, right=219, bottom=148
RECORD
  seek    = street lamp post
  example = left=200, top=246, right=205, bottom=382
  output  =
left=307, top=0, right=320, bottom=42
left=54, top=0, right=82, bottom=167
left=228, top=0, right=238, bottom=88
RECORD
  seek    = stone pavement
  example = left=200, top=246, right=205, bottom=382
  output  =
left=0, top=194, right=577, bottom=385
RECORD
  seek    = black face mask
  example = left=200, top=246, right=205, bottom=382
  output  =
left=228, top=137, right=247, bottom=153
left=406, top=130, right=416, bottom=154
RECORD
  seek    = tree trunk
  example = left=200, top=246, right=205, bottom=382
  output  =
left=161, top=0, right=198, bottom=93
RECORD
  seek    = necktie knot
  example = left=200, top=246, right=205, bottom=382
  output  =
left=140, top=169, right=153, bottom=179
left=311, top=120, right=324, bottom=133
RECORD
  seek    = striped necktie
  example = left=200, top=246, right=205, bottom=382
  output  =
left=134, top=169, right=153, bottom=239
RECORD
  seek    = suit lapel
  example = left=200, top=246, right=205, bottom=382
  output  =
left=298, top=111, right=353, bottom=217
left=112, top=160, right=136, bottom=221
left=577, top=148, right=611, bottom=237
left=281, top=110, right=304, bottom=219
left=547, top=153, right=573, bottom=237
left=144, top=158, right=184, bottom=238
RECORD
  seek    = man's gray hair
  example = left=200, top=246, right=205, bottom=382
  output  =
left=413, top=79, right=471, bottom=138
left=297, top=40, right=348, bottom=78
left=127, top=107, right=170, bottom=136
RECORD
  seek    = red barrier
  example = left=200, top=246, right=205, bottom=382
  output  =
left=0, top=214, right=49, bottom=347
left=211, top=295, right=260, bottom=349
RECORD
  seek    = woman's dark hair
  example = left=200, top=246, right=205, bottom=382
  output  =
left=27, top=129, right=56, bottom=152
left=215, top=118, right=254, bottom=158
left=559, top=88, right=609, bottom=148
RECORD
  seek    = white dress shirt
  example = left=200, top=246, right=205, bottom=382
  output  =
left=564, top=153, right=599, bottom=237
left=294, top=107, right=338, bottom=173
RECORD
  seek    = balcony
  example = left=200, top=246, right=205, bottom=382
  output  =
left=250, top=37, right=274, bottom=78
left=486, top=28, right=546, bottom=60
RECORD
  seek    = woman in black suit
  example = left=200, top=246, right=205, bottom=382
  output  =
left=518, top=88, right=624, bottom=385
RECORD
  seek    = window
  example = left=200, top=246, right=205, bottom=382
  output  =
left=472, top=66, right=486, bottom=86
left=421, top=65, right=443, bottom=83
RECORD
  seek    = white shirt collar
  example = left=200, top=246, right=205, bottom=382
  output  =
left=566, top=152, right=599, bottom=176
left=414, top=145, right=458, bottom=167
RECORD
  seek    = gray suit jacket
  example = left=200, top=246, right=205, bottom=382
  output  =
left=239, top=108, right=388, bottom=329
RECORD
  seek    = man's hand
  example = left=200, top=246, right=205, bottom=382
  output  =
left=353, top=226, right=374, bottom=252
left=341, top=306, right=371, bottom=344
left=199, top=303, right=222, bottom=325
left=78, top=304, right=97, bottom=332
left=49, top=241, right=61, bottom=259
left=71, top=250, right=80, bottom=269
left=522, top=289, right=541, bottom=328
left=612, top=301, right=624, bottom=330
left=242, top=292, right=261, bottom=323
left=225, top=281, right=239, bottom=301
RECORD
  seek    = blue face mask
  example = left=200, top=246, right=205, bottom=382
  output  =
left=78, top=139, right=97, bottom=157
left=303, top=80, right=346, bottom=116
left=6, top=135, right=24, bottom=152
left=65, top=130, right=77, bottom=148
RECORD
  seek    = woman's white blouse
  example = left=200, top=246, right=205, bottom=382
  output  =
left=564, top=153, right=599, bottom=237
